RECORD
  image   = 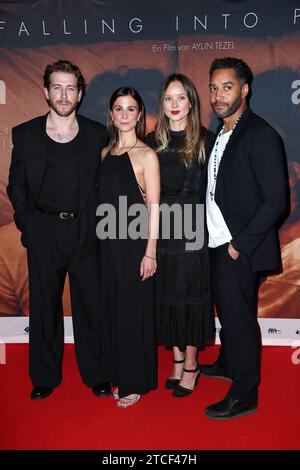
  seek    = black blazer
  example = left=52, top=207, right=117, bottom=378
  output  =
left=207, top=108, right=288, bottom=272
left=7, top=114, right=107, bottom=257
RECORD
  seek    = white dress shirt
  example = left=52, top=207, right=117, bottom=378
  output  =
left=206, top=129, right=233, bottom=248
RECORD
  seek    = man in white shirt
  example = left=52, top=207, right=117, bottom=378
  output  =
left=202, top=57, right=287, bottom=420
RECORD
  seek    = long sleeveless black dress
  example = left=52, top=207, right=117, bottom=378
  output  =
left=146, top=129, right=215, bottom=351
left=97, top=152, right=157, bottom=398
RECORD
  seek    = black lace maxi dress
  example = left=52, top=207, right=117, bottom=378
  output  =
left=146, top=130, right=214, bottom=351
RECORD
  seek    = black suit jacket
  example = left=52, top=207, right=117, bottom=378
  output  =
left=7, top=113, right=107, bottom=258
left=207, top=108, right=288, bottom=272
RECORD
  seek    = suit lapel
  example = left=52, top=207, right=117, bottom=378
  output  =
left=25, top=114, right=48, bottom=201
left=215, top=108, right=252, bottom=198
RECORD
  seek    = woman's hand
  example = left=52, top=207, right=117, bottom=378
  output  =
left=140, top=255, right=157, bottom=281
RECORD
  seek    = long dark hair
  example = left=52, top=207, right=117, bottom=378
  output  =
left=155, top=73, right=206, bottom=166
left=107, top=86, right=146, bottom=146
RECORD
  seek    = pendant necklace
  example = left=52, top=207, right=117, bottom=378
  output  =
left=209, top=113, right=243, bottom=201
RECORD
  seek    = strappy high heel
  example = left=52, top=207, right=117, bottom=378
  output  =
left=172, top=363, right=201, bottom=397
left=165, top=358, right=185, bottom=390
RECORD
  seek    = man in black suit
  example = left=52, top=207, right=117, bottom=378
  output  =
left=7, top=60, right=111, bottom=399
left=202, top=57, right=287, bottom=419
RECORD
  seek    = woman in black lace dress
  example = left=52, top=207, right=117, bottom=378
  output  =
left=147, top=74, right=214, bottom=397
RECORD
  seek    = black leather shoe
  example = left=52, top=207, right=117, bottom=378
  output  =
left=205, top=396, right=258, bottom=420
left=30, top=386, right=53, bottom=400
left=199, top=363, right=232, bottom=381
left=92, top=382, right=112, bottom=397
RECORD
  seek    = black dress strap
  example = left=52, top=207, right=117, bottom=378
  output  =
left=138, top=183, right=146, bottom=194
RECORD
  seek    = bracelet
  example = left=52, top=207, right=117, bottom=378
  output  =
left=144, top=254, right=157, bottom=260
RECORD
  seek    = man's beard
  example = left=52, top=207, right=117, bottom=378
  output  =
left=48, top=98, right=78, bottom=117
left=212, top=92, right=243, bottom=119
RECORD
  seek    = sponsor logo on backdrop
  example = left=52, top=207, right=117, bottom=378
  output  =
left=268, top=328, right=282, bottom=335
left=24, top=326, right=29, bottom=334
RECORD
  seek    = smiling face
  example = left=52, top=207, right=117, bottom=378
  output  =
left=110, top=95, right=141, bottom=133
left=44, top=71, right=82, bottom=117
left=209, top=68, right=248, bottom=119
left=162, top=80, right=191, bottom=128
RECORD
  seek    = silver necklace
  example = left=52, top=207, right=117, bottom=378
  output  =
left=209, top=114, right=243, bottom=201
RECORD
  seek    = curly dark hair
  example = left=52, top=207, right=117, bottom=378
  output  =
left=43, top=60, right=86, bottom=92
left=209, top=57, right=253, bottom=86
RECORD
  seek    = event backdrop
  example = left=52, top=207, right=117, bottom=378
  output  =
left=0, top=0, right=300, bottom=344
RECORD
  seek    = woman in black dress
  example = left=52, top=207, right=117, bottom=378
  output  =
left=147, top=74, right=214, bottom=397
left=97, top=87, right=160, bottom=408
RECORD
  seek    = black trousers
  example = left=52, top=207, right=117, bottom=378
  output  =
left=210, top=243, right=260, bottom=402
left=26, top=211, right=105, bottom=388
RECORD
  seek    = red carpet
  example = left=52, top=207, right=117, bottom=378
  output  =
left=0, top=344, right=299, bottom=450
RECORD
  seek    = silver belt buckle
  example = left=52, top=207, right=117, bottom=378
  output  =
left=59, top=212, right=70, bottom=219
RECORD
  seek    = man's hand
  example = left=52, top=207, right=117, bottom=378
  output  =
left=228, top=242, right=240, bottom=260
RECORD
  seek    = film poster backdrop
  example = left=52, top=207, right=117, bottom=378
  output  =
left=0, top=0, right=300, bottom=344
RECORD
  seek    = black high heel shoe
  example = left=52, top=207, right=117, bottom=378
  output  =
left=172, top=363, right=201, bottom=397
left=165, top=359, right=185, bottom=390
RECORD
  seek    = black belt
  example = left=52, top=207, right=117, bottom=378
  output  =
left=36, top=206, right=78, bottom=219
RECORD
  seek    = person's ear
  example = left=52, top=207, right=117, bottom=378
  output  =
left=44, top=87, right=49, bottom=100
left=241, top=83, right=249, bottom=99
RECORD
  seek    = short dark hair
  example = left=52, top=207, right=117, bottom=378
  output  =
left=209, top=57, right=253, bottom=86
left=43, top=59, right=86, bottom=92
left=107, top=86, right=146, bottom=144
